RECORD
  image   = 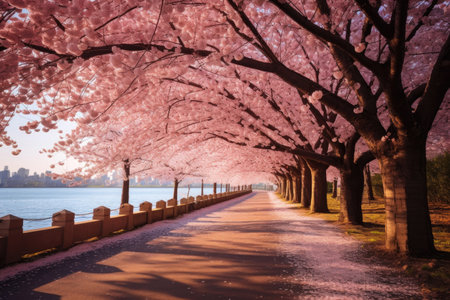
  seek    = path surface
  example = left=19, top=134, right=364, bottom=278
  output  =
left=0, top=192, right=421, bottom=299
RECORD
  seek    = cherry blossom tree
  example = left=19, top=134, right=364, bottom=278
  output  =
left=214, top=0, right=449, bottom=255
left=1, top=0, right=448, bottom=256
left=160, top=63, right=381, bottom=222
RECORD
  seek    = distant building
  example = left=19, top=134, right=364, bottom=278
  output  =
left=0, top=166, right=171, bottom=188
left=0, top=166, right=10, bottom=186
left=17, top=168, right=29, bottom=178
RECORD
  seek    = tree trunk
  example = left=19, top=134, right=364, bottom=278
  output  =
left=291, top=173, right=301, bottom=203
left=288, top=174, right=295, bottom=202
left=285, top=174, right=292, bottom=201
left=332, top=178, right=338, bottom=198
left=201, top=179, right=204, bottom=196
left=378, top=143, right=435, bottom=256
left=286, top=174, right=293, bottom=202
left=339, top=165, right=364, bottom=224
left=213, top=182, right=217, bottom=195
left=173, top=178, right=179, bottom=201
left=284, top=176, right=289, bottom=200
left=300, top=160, right=311, bottom=208
left=307, top=160, right=329, bottom=213
left=281, top=176, right=287, bottom=198
left=121, top=159, right=130, bottom=204
left=290, top=174, right=298, bottom=202
left=365, top=165, right=375, bottom=201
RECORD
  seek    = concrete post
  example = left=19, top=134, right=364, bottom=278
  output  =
left=52, top=210, right=74, bottom=250
left=93, top=206, right=111, bottom=237
left=188, top=196, right=195, bottom=211
left=156, top=200, right=166, bottom=219
left=180, top=198, right=188, bottom=214
left=167, top=198, right=177, bottom=207
left=119, top=203, right=134, bottom=231
left=0, top=215, right=23, bottom=265
left=168, top=198, right=178, bottom=218
left=195, top=195, right=202, bottom=209
left=139, top=201, right=153, bottom=224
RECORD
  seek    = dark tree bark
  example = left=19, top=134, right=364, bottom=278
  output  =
left=336, top=134, right=373, bottom=225
left=379, top=140, right=435, bottom=255
left=291, top=172, right=301, bottom=203
left=339, top=164, right=364, bottom=224
left=365, top=165, right=375, bottom=201
left=282, top=176, right=287, bottom=198
left=288, top=173, right=295, bottom=202
left=332, top=178, right=338, bottom=198
left=213, top=182, right=217, bottom=195
left=201, top=179, right=204, bottom=196
left=306, top=160, right=329, bottom=213
left=173, top=178, right=179, bottom=201
left=300, top=159, right=311, bottom=208
left=121, top=159, right=130, bottom=205
left=285, top=174, right=291, bottom=201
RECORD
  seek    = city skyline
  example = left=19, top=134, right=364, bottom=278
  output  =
left=0, top=164, right=175, bottom=188
left=0, top=165, right=66, bottom=188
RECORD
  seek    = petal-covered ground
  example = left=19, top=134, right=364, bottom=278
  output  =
left=0, top=192, right=420, bottom=299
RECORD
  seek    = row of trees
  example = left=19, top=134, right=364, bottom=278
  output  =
left=0, top=0, right=448, bottom=256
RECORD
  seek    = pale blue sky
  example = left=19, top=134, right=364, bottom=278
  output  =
left=0, top=114, right=77, bottom=174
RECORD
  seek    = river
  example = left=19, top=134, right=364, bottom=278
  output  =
left=0, top=187, right=213, bottom=231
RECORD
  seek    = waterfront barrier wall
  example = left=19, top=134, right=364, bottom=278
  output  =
left=0, top=188, right=252, bottom=266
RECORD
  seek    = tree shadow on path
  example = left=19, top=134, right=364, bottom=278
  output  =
left=0, top=193, right=305, bottom=300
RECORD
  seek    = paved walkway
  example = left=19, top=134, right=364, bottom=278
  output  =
left=0, top=192, right=420, bottom=299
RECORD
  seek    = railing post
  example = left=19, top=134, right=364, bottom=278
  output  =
left=180, top=198, right=188, bottom=214
left=167, top=198, right=178, bottom=217
left=119, top=203, right=134, bottom=231
left=139, top=201, right=153, bottom=224
left=156, top=200, right=166, bottom=219
left=93, top=206, right=111, bottom=237
left=0, top=215, right=23, bottom=265
left=188, top=197, right=195, bottom=211
left=195, top=196, right=202, bottom=209
left=52, top=210, right=74, bottom=250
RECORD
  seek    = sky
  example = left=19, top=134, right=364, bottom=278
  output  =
left=0, top=114, right=78, bottom=175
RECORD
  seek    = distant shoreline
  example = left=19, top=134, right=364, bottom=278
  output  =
left=0, top=185, right=211, bottom=189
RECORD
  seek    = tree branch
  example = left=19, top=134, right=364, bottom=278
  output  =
left=406, top=0, right=438, bottom=42
left=415, top=33, right=450, bottom=133
left=268, top=0, right=384, bottom=76
left=354, top=0, right=392, bottom=38
left=226, top=0, right=279, bottom=63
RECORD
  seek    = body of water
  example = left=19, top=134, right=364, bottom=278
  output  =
left=0, top=187, right=214, bottom=231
